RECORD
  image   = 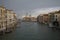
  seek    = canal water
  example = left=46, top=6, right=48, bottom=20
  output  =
left=0, top=22, right=60, bottom=40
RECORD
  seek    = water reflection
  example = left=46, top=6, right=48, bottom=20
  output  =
left=0, top=22, right=60, bottom=40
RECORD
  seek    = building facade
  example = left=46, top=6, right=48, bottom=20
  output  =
left=37, top=15, right=43, bottom=23
left=37, top=14, right=49, bottom=24
left=0, top=6, right=6, bottom=32
left=43, top=14, right=49, bottom=24
left=0, top=6, right=17, bottom=33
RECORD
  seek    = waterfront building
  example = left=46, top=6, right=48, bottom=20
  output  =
left=43, top=14, right=49, bottom=24
left=31, top=17, right=37, bottom=22
left=47, top=10, right=60, bottom=29
left=0, top=6, right=17, bottom=33
left=37, top=14, right=49, bottom=24
left=0, top=6, right=6, bottom=32
left=53, top=10, right=60, bottom=22
left=13, top=13, right=17, bottom=23
left=49, top=10, right=60, bottom=22
left=37, top=14, right=43, bottom=23
left=6, top=9, right=17, bottom=32
left=23, top=16, right=31, bottom=22
left=23, top=16, right=37, bottom=22
left=48, top=12, right=55, bottom=23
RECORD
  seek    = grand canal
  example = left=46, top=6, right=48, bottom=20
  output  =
left=0, top=22, right=60, bottom=40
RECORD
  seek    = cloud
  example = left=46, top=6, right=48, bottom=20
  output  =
left=16, top=7, right=60, bottom=19
left=31, top=7, right=60, bottom=17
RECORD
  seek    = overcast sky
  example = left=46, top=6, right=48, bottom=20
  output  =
left=0, top=0, right=60, bottom=18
